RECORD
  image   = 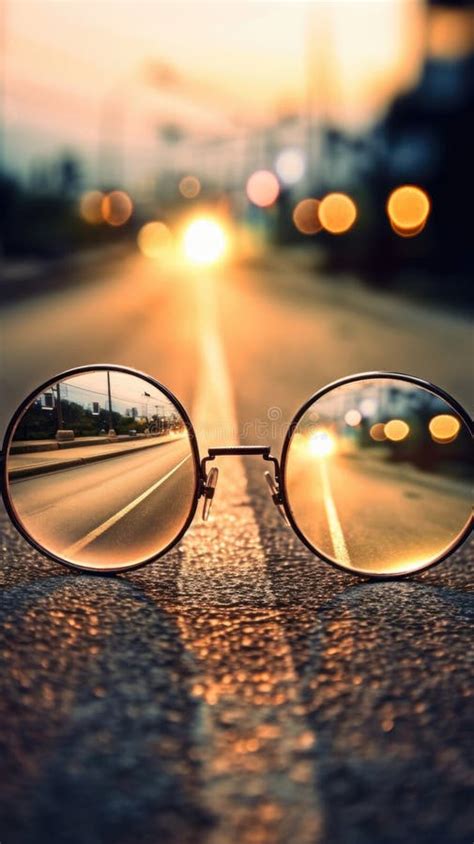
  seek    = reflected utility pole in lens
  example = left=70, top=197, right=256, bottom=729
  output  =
left=107, top=371, right=116, bottom=437
left=56, top=383, right=64, bottom=430
left=142, top=391, right=152, bottom=430
left=55, top=383, right=74, bottom=442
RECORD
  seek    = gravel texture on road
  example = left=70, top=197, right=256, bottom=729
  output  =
left=1, top=489, right=472, bottom=844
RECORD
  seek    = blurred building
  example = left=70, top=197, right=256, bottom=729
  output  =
left=369, top=0, right=473, bottom=290
left=287, top=0, right=474, bottom=305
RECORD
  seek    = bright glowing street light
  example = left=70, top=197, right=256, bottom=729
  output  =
left=183, top=218, right=227, bottom=266
left=308, top=429, right=336, bottom=458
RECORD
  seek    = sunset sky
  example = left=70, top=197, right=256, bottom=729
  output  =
left=3, top=0, right=426, bottom=184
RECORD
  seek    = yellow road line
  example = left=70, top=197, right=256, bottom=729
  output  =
left=62, top=454, right=191, bottom=557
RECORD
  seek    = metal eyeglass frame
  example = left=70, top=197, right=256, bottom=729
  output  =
left=1, top=364, right=473, bottom=579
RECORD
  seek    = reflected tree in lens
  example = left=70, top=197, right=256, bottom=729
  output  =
left=7, top=370, right=197, bottom=570
left=285, top=378, right=472, bottom=575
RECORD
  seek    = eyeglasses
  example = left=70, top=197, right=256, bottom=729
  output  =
left=2, top=365, right=472, bottom=579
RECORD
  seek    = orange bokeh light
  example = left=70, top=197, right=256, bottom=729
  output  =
left=429, top=414, right=461, bottom=444
left=387, top=185, right=430, bottom=237
left=369, top=422, right=386, bottom=442
left=319, top=192, right=357, bottom=234
left=428, top=8, right=473, bottom=59
left=79, top=190, right=104, bottom=224
left=384, top=419, right=410, bottom=442
left=137, top=221, right=173, bottom=258
left=102, top=191, right=133, bottom=227
left=292, top=198, right=322, bottom=235
left=179, top=175, right=201, bottom=199
left=246, top=170, right=280, bottom=208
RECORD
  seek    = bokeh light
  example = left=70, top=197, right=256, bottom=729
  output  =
left=102, top=191, right=133, bottom=227
left=384, top=419, right=410, bottom=442
left=79, top=190, right=104, bottom=224
left=308, top=429, right=336, bottom=458
left=344, top=409, right=362, bottom=427
left=387, top=185, right=430, bottom=237
left=369, top=423, right=387, bottom=442
left=183, top=218, right=227, bottom=266
left=137, top=221, right=173, bottom=259
left=319, top=192, right=357, bottom=234
left=292, top=198, right=322, bottom=235
left=429, top=414, right=461, bottom=444
left=179, top=175, right=201, bottom=199
left=275, top=148, right=305, bottom=186
left=246, top=170, right=280, bottom=208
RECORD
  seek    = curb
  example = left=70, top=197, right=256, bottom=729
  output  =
left=10, top=435, right=139, bottom=455
left=9, top=438, right=178, bottom=480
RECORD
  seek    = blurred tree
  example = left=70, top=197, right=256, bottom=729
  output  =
left=57, top=153, right=82, bottom=197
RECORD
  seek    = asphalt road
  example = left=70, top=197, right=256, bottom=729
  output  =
left=0, top=247, right=473, bottom=844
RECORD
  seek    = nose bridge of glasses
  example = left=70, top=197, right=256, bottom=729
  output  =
left=201, top=446, right=276, bottom=479
left=199, top=446, right=288, bottom=523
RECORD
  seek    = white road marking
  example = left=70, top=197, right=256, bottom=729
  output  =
left=176, top=275, right=321, bottom=843
left=62, top=454, right=191, bottom=557
left=319, top=460, right=351, bottom=566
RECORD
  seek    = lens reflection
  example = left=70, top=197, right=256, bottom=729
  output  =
left=285, top=378, right=472, bottom=575
left=7, top=369, right=197, bottom=570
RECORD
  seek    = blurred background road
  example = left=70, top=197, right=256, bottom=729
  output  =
left=1, top=0, right=473, bottom=842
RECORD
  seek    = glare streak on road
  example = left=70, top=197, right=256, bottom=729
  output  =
left=176, top=274, right=321, bottom=844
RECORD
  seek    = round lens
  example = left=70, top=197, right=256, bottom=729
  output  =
left=5, top=368, right=198, bottom=571
left=283, top=377, right=472, bottom=576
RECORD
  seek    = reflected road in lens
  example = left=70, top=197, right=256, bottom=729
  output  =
left=6, top=369, right=197, bottom=570
left=9, top=438, right=194, bottom=569
left=285, top=378, right=472, bottom=575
